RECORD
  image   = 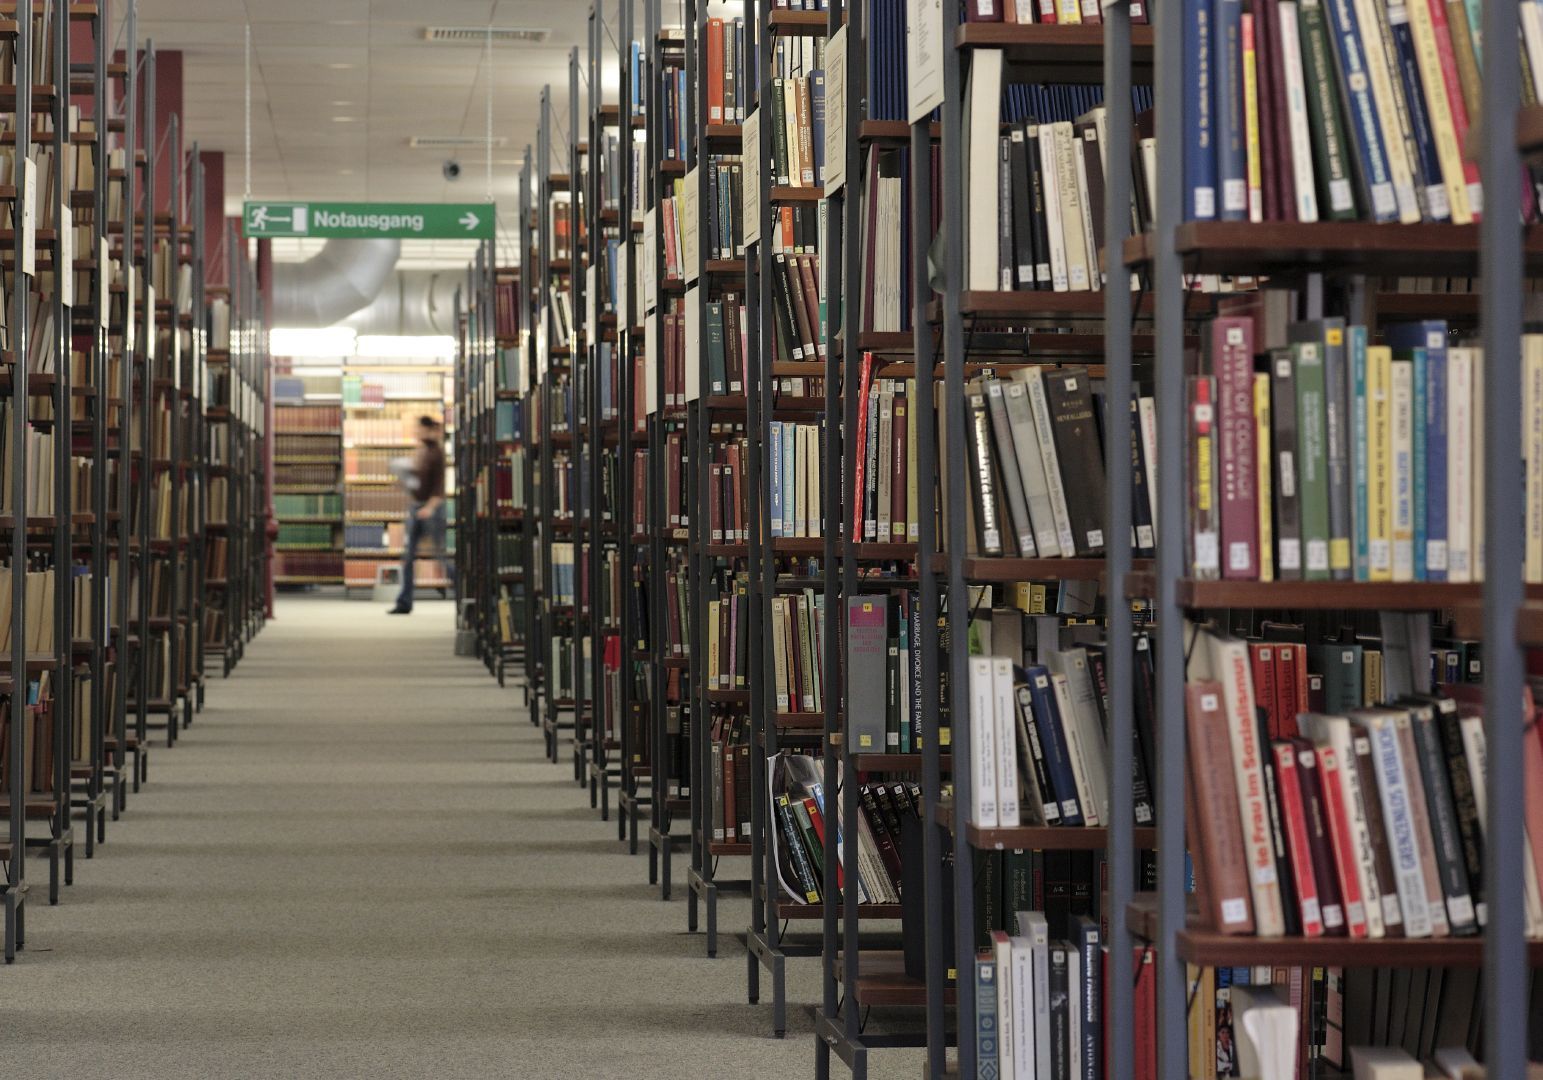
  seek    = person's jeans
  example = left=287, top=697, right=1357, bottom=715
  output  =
left=395, top=502, right=453, bottom=611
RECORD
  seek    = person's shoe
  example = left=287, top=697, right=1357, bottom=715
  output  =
left=387, top=606, right=411, bottom=615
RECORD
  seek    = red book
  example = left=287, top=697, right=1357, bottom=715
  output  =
left=1313, top=741, right=1369, bottom=937
left=1135, top=946, right=1156, bottom=1080
left=1419, top=0, right=1482, bottom=220
left=1271, top=740, right=1326, bottom=936
left=1211, top=315, right=1258, bottom=578
left=963, top=0, right=1004, bottom=21
left=705, top=19, right=725, bottom=124
left=851, top=353, right=876, bottom=541
left=805, top=798, right=842, bottom=888
left=1250, top=642, right=1278, bottom=735
left=1275, top=644, right=1301, bottom=740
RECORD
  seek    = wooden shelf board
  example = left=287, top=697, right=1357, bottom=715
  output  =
left=1125, top=574, right=1523, bottom=612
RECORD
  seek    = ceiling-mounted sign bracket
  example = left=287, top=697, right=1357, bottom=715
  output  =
left=242, top=201, right=497, bottom=239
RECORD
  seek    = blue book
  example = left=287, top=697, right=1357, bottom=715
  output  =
left=1024, top=666, right=1085, bottom=826
left=1411, top=346, right=1428, bottom=579
left=810, top=70, right=826, bottom=187
left=1387, top=321, right=1450, bottom=579
left=1387, top=4, right=1450, bottom=220
left=769, top=421, right=784, bottom=536
left=1318, top=0, right=1399, bottom=220
left=975, top=955, right=1000, bottom=1080
left=783, top=422, right=798, bottom=536
left=1349, top=325, right=1370, bottom=580
left=1214, top=0, right=1248, bottom=219
left=1183, top=0, right=1218, bottom=220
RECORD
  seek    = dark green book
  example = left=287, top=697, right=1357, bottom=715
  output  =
left=1310, top=641, right=1363, bottom=712
left=1294, top=339, right=1332, bottom=580
left=705, top=301, right=726, bottom=395
left=770, top=76, right=790, bottom=186
left=1296, top=0, right=1360, bottom=220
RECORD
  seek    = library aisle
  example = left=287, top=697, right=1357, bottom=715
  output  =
left=1, top=594, right=901, bottom=1079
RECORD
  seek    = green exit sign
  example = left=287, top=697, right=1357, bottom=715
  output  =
left=243, top=201, right=495, bottom=240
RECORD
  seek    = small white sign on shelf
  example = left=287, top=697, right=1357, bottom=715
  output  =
left=125, top=265, right=136, bottom=352
left=644, top=310, right=659, bottom=415
left=682, top=167, right=702, bottom=283
left=616, top=241, right=630, bottom=328
left=146, top=286, right=156, bottom=362
left=684, top=286, right=702, bottom=403
left=21, top=158, right=36, bottom=278
left=907, top=0, right=945, bottom=124
left=536, top=320, right=548, bottom=382
left=58, top=206, right=72, bottom=308
left=824, top=28, right=849, bottom=195
left=743, top=110, right=762, bottom=246
left=643, top=208, right=659, bottom=312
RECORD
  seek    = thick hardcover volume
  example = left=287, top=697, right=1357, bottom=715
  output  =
left=1294, top=320, right=1354, bottom=577
left=1349, top=730, right=1407, bottom=933
left=968, top=657, right=1000, bottom=828
left=1271, top=740, right=1327, bottom=935
left=1216, top=0, right=1249, bottom=219
left=1014, top=674, right=1060, bottom=825
left=963, top=383, right=1005, bottom=556
left=1200, top=629, right=1287, bottom=934
left=1213, top=317, right=1259, bottom=577
left=846, top=596, right=890, bottom=753
left=1293, top=337, right=1333, bottom=579
left=984, top=379, right=1037, bottom=557
left=1392, top=708, right=1453, bottom=936
left=1387, top=322, right=1450, bottom=578
left=1319, top=0, right=1400, bottom=220
left=1021, top=368, right=1079, bottom=557
left=1074, top=916, right=1102, bottom=1080
left=1043, top=368, right=1107, bottom=556
left=1186, top=681, right=1258, bottom=933
left=1405, top=700, right=1478, bottom=933
left=1269, top=349, right=1303, bottom=579
left=990, top=659, right=1021, bottom=827
left=1312, top=741, right=1371, bottom=936
left=1428, top=696, right=1485, bottom=925
left=1184, top=0, right=1219, bottom=219
left=1351, top=710, right=1435, bottom=936
left=965, top=50, right=1003, bottom=290
left=1004, top=374, right=1062, bottom=557
left=1027, top=665, right=1085, bottom=825
left=1296, top=0, right=1360, bottom=218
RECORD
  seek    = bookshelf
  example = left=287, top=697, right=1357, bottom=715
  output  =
left=273, top=369, right=343, bottom=584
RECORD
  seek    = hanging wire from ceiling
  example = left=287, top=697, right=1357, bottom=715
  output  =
left=244, top=22, right=251, bottom=200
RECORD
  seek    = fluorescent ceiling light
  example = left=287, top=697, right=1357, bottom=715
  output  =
left=270, top=327, right=357, bottom=358
left=355, top=335, right=457, bottom=360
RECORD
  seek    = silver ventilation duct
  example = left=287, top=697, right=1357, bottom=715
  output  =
left=341, top=270, right=461, bottom=337
left=270, top=238, right=401, bottom=328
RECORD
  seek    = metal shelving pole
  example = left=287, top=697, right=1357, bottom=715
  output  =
left=168, top=112, right=184, bottom=740
left=519, top=146, right=539, bottom=701
left=586, top=2, right=605, bottom=816
left=1150, top=0, right=1188, bottom=1064
left=616, top=0, right=640, bottom=849
left=1102, top=5, right=1136, bottom=1080
left=1480, top=0, right=1528, bottom=1070
left=112, top=20, right=138, bottom=794
left=87, top=1, right=112, bottom=842
left=4, top=0, right=33, bottom=961
left=537, top=88, right=555, bottom=757
left=134, top=45, right=154, bottom=751
left=191, top=148, right=208, bottom=716
left=937, top=18, right=975, bottom=1077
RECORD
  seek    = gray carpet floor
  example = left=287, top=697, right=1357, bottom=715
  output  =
left=0, top=593, right=927, bottom=1079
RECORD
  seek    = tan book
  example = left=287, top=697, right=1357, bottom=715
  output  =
left=1186, top=680, right=1257, bottom=934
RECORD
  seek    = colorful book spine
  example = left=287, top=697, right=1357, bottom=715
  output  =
left=1184, top=0, right=1219, bottom=220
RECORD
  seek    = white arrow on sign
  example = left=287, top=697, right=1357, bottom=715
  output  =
left=459, top=211, right=480, bottom=231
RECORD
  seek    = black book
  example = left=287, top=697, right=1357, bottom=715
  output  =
left=1024, top=122, right=1051, bottom=291
left=901, top=810, right=952, bottom=980
left=1129, top=396, right=1156, bottom=559
left=1255, top=706, right=1303, bottom=937
left=1404, top=698, right=1479, bottom=935
left=1085, top=646, right=1155, bottom=827
left=1042, top=367, right=1107, bottom=556
left=997, top=134, right=1014, bottom=291
left=770, top=253, right=803, bottom=362
left=1428, top=693, right=1486, bottom=925
left=1077, top=120, right=1107, bottom=289
left=984, top=377, right=1036, bottom=558
left=1049, top=940, right=1072, bottom=1079
left=1268, top=348, right=1303, bottom=580
left=1009, top=127, right=1037, bottom=289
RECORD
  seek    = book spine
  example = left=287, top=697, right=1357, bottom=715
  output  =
left=1278, top=1, right=1323, bottom=220
left=1294, top=339, right=1332, bottom=579
left=1410, top=710, right=1479, bottom=933
left=1216, top=0, right=1250, bottom=219
left=1270, top=350, right=1303, bottom=579
left=1367, top=345, right=1394, bottom=580
left=1297, top=0, right=1362, bottom=218
left=1189, top=375, right=1222, bottom=579
left=1319, top=0, right=1400, bottom=219
left=1391, top=357, right=1416, bottom=581
left=1272, top=740, right=1327, bottom=934
left=1242, top=12, right=1264, bottom=221
left=1364, top=715, right=1436, bottom=936
left=1447, top=347, right=1472, bottom=581
left=1214, top=317, right=1259, bottom=578
left=1319, top=321, right=1354, bottom=578
left=1185, top=0, right=1220, bottom=219
left=1313, top=743, right=1370, bottom=936
left=1388, top=2, right=1457, bottom=221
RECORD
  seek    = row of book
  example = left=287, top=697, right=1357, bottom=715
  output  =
left=1187, top=619, right=1495, bottom=941
left=273, top=493, right=343, bottom=520
left=769, top=250, right=826, bottom=364
left=857, top=145, right=926, bottom=334
left=493, top=452, right=527, bottom=513
left=1183, top=0, right=1486, bottom=225
left=707, top=437, right=748, bottom=545
left=274, top=463, right=338, bottom=489
left=275, top=434, right=341, bottom=460
left=344, top=487, right=406, bottom=517
left=851, top=365, right=919, bottom=544
left=276, top=523, right=335, bottom=549
left=768, top=420, right=826, bottom=538
left=703, top=575, right=750, bottom=692
left=770, top=752, right=915, bottom=906
left=704, top=17, right=751, bottom=126
left=704, top=155, right=746, bottom=264
left=1190, top=314, right=1496, bottom=583
left=772, top=589, right=827, bottom=714
left=707, top=711, right=751, bottom=843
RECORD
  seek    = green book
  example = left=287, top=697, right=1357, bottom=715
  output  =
left=705, top=301, right=726, bottom=395
left=1294, top=0, right=1360, bottom=221
left=1294, top=339, right=1332, bottom=580
left=1311, top=642, right=1364, bottom=711
left=770, top=76, right=790, bottom=187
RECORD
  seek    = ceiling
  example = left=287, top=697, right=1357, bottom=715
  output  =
left=113, top=0, right=641, bottom=266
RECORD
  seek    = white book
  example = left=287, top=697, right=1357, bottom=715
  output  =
left=968, top=656, right=999, bottom=827
left=1472, top=345, right=1485, bottom=577
left=1002, top=375, right=1062, bottom=558
left=1390, top=358, right=1415, bottom=581
left=1008, top=935, right=1036, bottom=1080
left=1021, top=368, right=1078, bottom=558
left=991, top=658, right=1021, bottom=827
left=964, top=50, right=1004, bottom=291
left=1138, top=395, right=1159, bottom=535
left=1350, top=709, right=1435, bottom=937
left=1037, top=124, right=1070, bottom=292
left=1075, top=126, right=1102, bottom=287
left=1459, top=713, right=1543, bottom=935
left=1065, top=946, right=1082, bottom=1078
left=876, top=388, right=894, bottom=543
left=992, top=933, right=1016, bottom=1080
left=1049, top=671, right=1100, bottom=827
left=1232, top=986, right=1299, bottom=1080
left=1015, top=910, right=1053, bottom=1080
left=807, top=423, right=822, bottom=538
left=1446, top=347, right=1473, bottom=582
left=1300, top=715, right=1388, bottom=937
left=1275, top=2, right=1321, bottom=222
left=1524, top=0, right=1543, bottom=102
left=1044, top=647, right=1110, bottom=826
left=1351, top=0, right=1422, bottom=222
left=1053, top=121, right=1091, bottom=292
left=1528, top=340, right=1543, bottom=583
